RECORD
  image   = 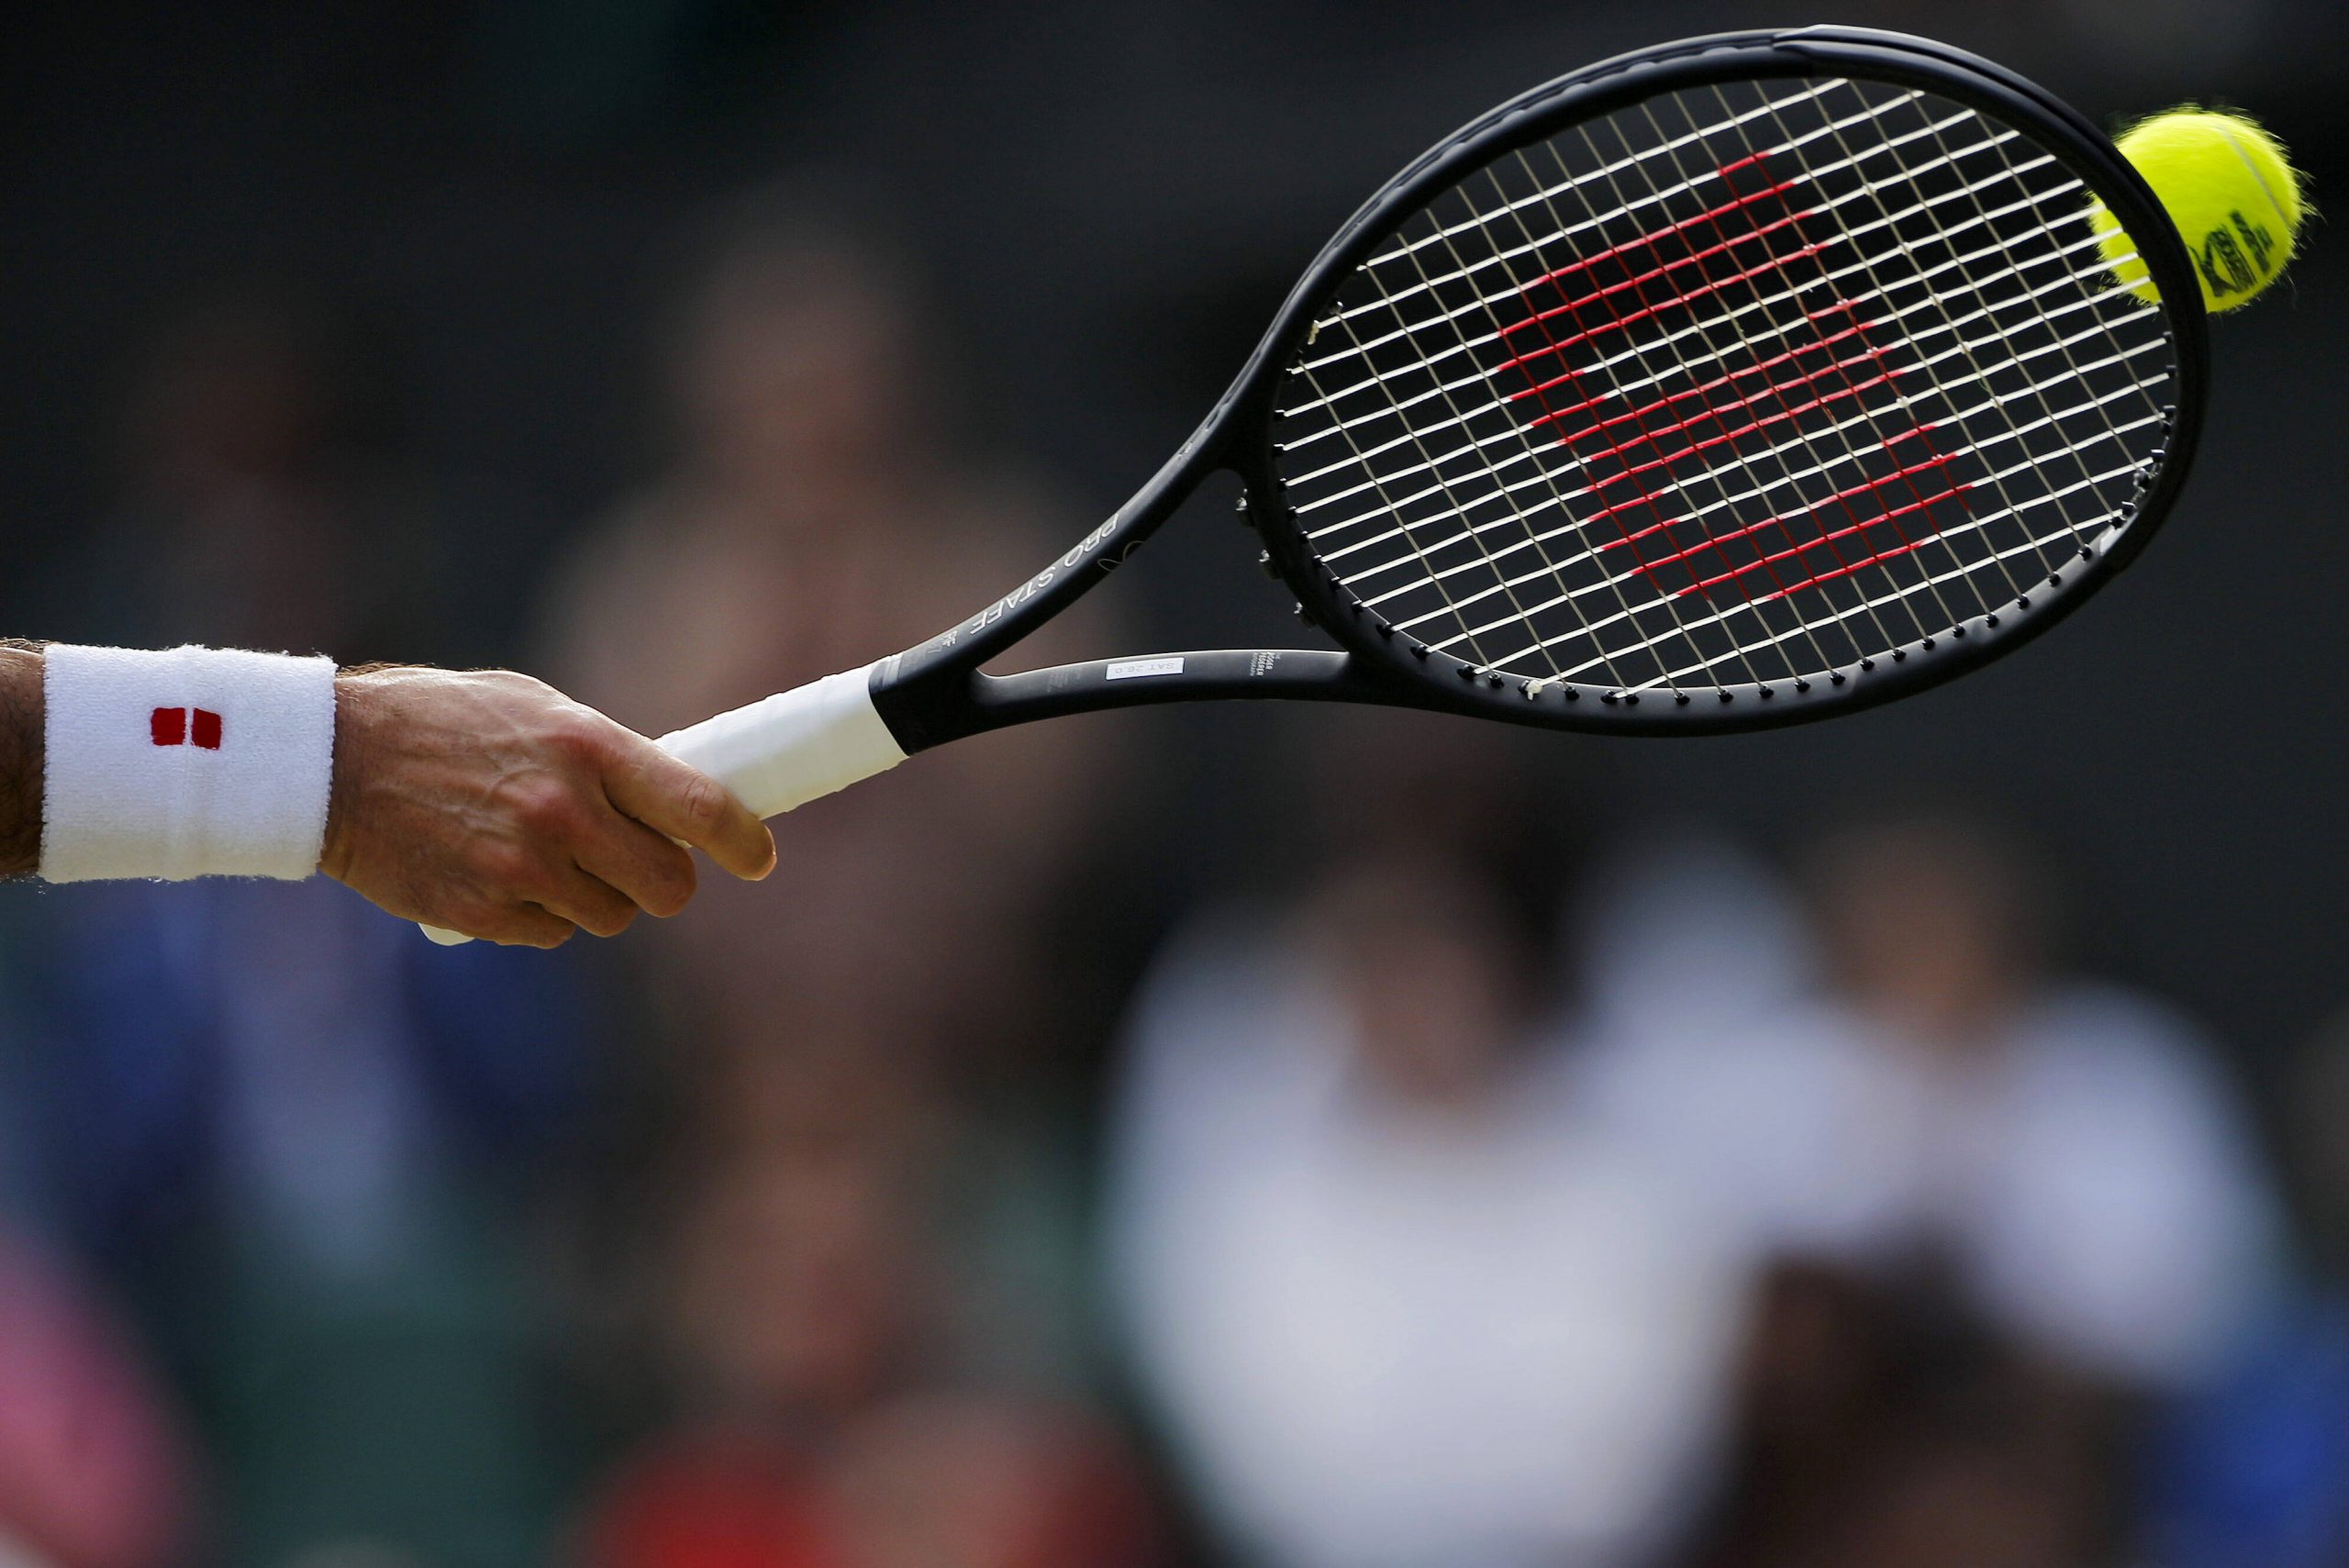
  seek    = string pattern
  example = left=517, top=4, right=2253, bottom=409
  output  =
left=1273, top=76, right=2176, bottom=694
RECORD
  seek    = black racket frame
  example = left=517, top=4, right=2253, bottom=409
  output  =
left=869, top=25, right=2210, bottom=753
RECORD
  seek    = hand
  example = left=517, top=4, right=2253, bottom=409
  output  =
left=321, top=666, right=775, bottom=947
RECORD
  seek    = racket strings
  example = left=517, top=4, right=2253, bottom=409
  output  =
left=1273, top=75, right=2176, bottom=693
left=1308, top=279, right=2162, bottom=572
left=1293, top=102, right=2024, bottom=407
left=1363, top=172, right=1670, bottom=686
left=1288, top=196, right=2117, bottom=499
left=1784, top=85, right=2072, bottom=599
left=1353, top=265, right=1600, bottom=682
left=1290, top=353, right=1548, bottom=678
left=1419, top=400, right=2165, bottom=669
left=1688, top=88, right=1989, bottom=639
left=1311, top=85, right=1974, bottom=364
left=1538, top=117, right=1906, bottom=670
left=1500, top=84, right=2153, bottom=673
left=1889, top=89, right=2157, bottom=534
left=1426, top=131, right=1913, bottom=677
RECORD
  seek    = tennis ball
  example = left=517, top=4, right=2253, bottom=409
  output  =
left=2089, top=109, right=2306, bottom=314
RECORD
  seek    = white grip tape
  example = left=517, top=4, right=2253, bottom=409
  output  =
left=655, top=663, right=906, bottom=821
left=420, top=662, right=905, bottom=945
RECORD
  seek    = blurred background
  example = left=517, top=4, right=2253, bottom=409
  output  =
left=2, top=2, right=2346, bottom=1565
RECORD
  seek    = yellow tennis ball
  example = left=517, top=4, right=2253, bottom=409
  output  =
left=2089, top=109, right=2306, bottom=314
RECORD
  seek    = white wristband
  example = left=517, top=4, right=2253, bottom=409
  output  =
left=39, top=644, right=338, bottom=883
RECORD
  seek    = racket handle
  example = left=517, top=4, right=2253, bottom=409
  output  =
left=417, top=662, right=904, bottom=945
left=656, top=663, right=907, bottom=818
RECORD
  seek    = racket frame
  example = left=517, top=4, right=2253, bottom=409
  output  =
left=864, top=25, right=2209, bottom=752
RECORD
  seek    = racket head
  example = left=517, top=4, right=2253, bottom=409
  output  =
left=1230, top=26, right=2209, bottom=732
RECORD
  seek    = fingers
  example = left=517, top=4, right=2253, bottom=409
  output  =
left=463, top=739, right=738, bottom=941
left=434, top=868, right=629, bottom=945
left=429, top=784, right=637, bottom=942
left=575, top=815, right=699, bottom=918
left=542, top=862, right=642, bottom=939
left=328, top=667, right=779, bottom=947
left=498, top=905, right=580, bottom=949
left=454, top=900, right=579, bottom=950
left=469, top=739, right=751, bottom=942
left=602, top=738, right=777, bottom=883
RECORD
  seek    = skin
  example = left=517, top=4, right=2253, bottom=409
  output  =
left=0, top=643, right=39, bottom=884
left=0, top=644, right=776, bottom=948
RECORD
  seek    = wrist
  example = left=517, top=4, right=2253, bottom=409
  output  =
left=323, top=672, right=368, bottom=885
left=323, top=665, right=410, bottom=887
left=0, top=644, right=44, bottom=880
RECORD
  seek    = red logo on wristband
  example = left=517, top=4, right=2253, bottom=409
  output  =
left=151, top=707, right=222, bottom=749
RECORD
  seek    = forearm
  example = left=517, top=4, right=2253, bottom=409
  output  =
left=0, top=641, right=770, bottom=941
left=0, top=640, right=45, bottom=879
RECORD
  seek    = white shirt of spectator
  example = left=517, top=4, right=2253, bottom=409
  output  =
left=1574, top=841, right=2282, bottom=1388
left=1108, top=915, right=1749, bottom=1568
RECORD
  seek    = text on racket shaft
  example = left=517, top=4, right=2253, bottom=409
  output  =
left=939, top=517, right=1125, bottom=647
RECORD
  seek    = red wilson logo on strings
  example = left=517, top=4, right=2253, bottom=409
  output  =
left=1494, top=149, right=1974, bottom=605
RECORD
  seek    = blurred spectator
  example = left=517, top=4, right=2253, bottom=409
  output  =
left=575, top=1140, right=1159, bottom=1568
left=16, top=294, right=601, bottom=1568
left=66, top=290, right=438, bottom=659
left=1686, top=1261, right=2120, bottom=1568
left=22, top=878, right=600, bottom=1568
left=1106, top=743, right=1749, bottom=1568
left=2142, top=1010, right=2349, bottom=1568
left=557, top=188, right=1159, bottom=1568
left=1581, top=812, right=2282, bottom=1392
left=540, top=185, right=1120, bottom=1077
left=577, top=1145, right=930, bottom=1568
left=1571, top=828, right=1819, bottom=1047
left=0, top=1227, right=195, bottom=1568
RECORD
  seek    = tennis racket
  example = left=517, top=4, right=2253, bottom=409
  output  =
left=426, top=24, right=2207, bottom=943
